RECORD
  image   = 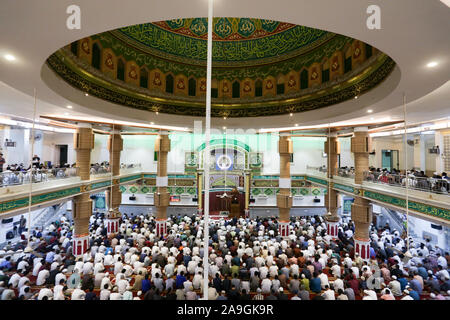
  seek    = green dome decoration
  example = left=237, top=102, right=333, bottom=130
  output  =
left=116, top=18, right=329, bottom=63
left=45, top=17, right=396, bottom=118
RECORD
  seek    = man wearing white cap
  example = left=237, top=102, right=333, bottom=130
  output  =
left=322, top=285, right=335, bottom=300
left=362, top=289, right=377, bottom=300
left=37, top=285, right=53, bottom=300
left=400, top=289, right=414, bottom=300
left=388, top=275, right=402, bottom=296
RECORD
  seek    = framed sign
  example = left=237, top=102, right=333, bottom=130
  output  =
left=249, top=152, right=263, bottom=168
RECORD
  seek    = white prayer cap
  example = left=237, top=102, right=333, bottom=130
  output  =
left=403, top=289, right=409, bottom=294
left=392, top=275, right=397, bottom=280
left=430, top=293, right=436, bottom=298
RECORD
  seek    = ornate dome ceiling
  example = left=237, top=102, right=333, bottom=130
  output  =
left=46, top=18, right=396, bottom=118
left=114, top=18, right=331, bottom=64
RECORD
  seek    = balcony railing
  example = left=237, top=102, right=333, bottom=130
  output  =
left=363, top=171, right=449, bottom=195
left=335, top=168, right=355, bottom=179
left=120, top=163, right=142, bottom=174
left=0, top=163, right=142, bottom=187
left=0, top=167, right=79, bottom=187
left=306, top=165, right=327, bottom=176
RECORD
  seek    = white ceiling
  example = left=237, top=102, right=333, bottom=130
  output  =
left=0, top=0, right=449, bottom=130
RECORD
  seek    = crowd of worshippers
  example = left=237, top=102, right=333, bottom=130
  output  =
left=365, top=167, right=450, bottom=193
left=0, top=211, right=449, bottom=301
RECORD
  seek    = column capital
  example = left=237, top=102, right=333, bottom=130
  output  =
left=76, top=122, right=92, bottom=128
left=354, top=126, right=369, bottom=132
left=327, top=132, right=338, bottom=138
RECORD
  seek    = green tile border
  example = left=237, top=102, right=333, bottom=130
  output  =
left=306, top=176, right=328, bottom=186
left=0, top=187, right=81, bottom=214
left=363, top=190, right=450, bottom=221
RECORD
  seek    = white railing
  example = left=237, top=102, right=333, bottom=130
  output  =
left=364, top=171, right=449, bottom=195
left=0, top=167, right=79, bottom=187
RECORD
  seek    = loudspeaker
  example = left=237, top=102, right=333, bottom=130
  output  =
left=192, top=198, right=198, bottom=202
left=129, top=195, right=136, bottom=201
left=430, top=224, right=442, bottom=230
left=313, top=197, right=321, bottom=203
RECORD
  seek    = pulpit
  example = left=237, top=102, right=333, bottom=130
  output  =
left=230, top=203, right=240, bottom=218
left=229, top=188, right=241, bottom=218
left=208, top=189, right=245, bottom=217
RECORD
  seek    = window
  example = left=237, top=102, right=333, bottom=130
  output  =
left=255, top=79, right=263, bottom=97
left=188, top=78, right=196, bottom=96
left=70, top=41, right=78, bottom=57
left=365, top=44, right=373, bottom=59
left=211, top=87, right=218, bottom=98
left=92, top=43, right=101, bottom=70
left=276, top=83, right=285, bottom=95
left=165, top=74, right=174, bottom=94
left=344, top=56, right=352, bottom=73
left=140, top=68, right=148, bottom=88
left=300, top=69, right=308, bottom=89
left=232, top=81, right=240, bottom=98
left=117, top=59, right=125, bottom=81
left=322, top=69, right=330, bottom=83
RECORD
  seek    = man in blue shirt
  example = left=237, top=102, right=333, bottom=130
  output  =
left=176, top=271, right=187, bottom=289
left=310, top=272, right=322, bottom=294
left=398, top=275, right=408, bottom=291
left=417, top=264, right=428, bottom=280
left=141, top=274, right=151, bottom=293
left=406, top=287, right=420, bottom=300
left=183, top=254, right=191, bottom=267
left=45, top=251, right=55, bottom=264
left=0, top=256, right=12, bottom=270
left=409, top=277, right=423, bottom=294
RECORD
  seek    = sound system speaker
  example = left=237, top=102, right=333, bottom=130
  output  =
left=192, top=198, right=198, bottom=202
left=430, top=223, right=442, bottom=230
left=249, top=198, right=256, bottom=203
left=129, top=195, right=136, bottom=201
left=313, top=198, right=321, bottom=203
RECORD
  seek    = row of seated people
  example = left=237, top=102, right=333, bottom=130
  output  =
left=0, top=212, right=449, bottom=300
left=365, top=167, right=450, bottom=194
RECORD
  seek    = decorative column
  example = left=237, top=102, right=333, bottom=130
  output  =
left=324, top=131, right=340, bottom=239
left=154, top=131, right=171, bottom=237
left=277, top=134, right=293, bottom=237
left=72, top=124, right=94, bottom=256
left=197, top=170, right=203, bottom=215
left=105, top=130, right=123, bottom=236
left=244, top=169, right=251, bottom=218
left=351, top=127, right=370, bottom=185
left=351, top=127, right=372, bottom=260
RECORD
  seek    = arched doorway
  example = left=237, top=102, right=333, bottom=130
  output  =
left=197, top=139, right=250, bottom=217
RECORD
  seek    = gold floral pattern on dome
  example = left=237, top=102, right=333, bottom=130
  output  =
left=45, top=18, right=397, bottom=118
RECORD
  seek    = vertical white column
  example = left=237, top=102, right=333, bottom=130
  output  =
left=435, top=131, right=444, bottom=173
left=203, top=0, right=213, bottom=300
